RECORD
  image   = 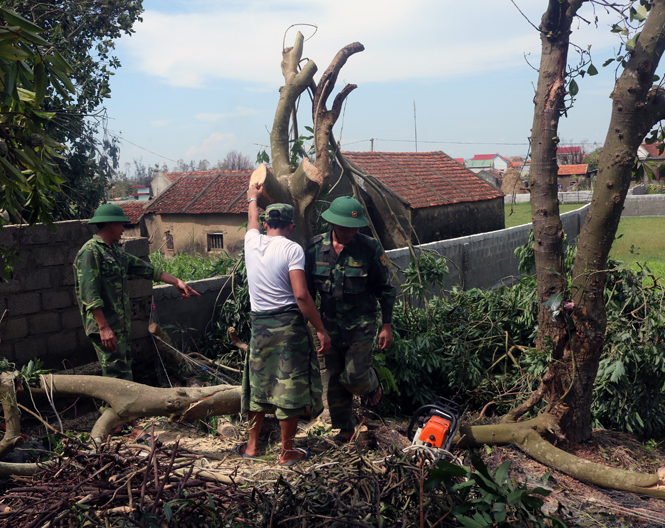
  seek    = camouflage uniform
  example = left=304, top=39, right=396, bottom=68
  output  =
left=305, top=230, right=396, bottom=433
left=74, top=235, right=162, bottom=380
left=241, top=304, right=323, bottom=420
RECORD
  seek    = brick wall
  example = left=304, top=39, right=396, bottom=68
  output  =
left=0, top=221, right=154, bottom=376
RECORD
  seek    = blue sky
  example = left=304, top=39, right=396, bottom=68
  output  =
left=100, top=0, right=649, bottom=176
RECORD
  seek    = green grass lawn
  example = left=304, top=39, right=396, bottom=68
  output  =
left=611, top=217, right=665, bottom=278
left=504, top=205, right=665, bottom=278
left=504, top=203, right=585, bottom=228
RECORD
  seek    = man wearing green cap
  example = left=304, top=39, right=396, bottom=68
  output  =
left=239, top=183, right=331, bottom=465
left=74, top=203, right=200, bottom=381
left=305, top=196, right=396, bottom=444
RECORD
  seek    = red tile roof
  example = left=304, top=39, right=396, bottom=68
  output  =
left=641, top=143, right=665, bottom=158
left=471, top=153, right=497, bottom=161
left=453, top=158, right=465, bottom=165
left=557, top=146, right=581, bottom=154
left=558, top=164, right=588, bottom=176
left=342, top=151, right=503, bottom=209
left=118, top=201, right=148, bottom=225
left=145, top=171, right=253, bottom=214
left=161, top=172, right=185, bottom=183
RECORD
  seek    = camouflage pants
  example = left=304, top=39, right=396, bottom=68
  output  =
left=90, top=331, right=133, bottom=381
left=323, top=323, right=378, bottom=433
left=241, top=304, right=323, bottom=418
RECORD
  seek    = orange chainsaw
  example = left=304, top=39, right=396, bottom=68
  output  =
left=406, top=397, right=461, bottom=453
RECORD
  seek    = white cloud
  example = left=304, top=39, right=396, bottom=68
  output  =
left=185, top=132, right=236, bottom=157
left=120, top=0, right=623, bottom=90
left=195, top=107, right=258, bottom=122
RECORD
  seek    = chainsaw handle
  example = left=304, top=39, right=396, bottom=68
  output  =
left=406, top=404, right=438, bottom=441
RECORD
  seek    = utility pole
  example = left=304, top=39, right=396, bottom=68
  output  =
left=413, top=100, right=418, bottom=153
left=370, top=138, right=374, bottom=152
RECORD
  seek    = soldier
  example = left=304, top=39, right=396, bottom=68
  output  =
left=74, top=204, right=199, bottom=382
left=239, top=183, right=331, bottom=466
left=305, top=196, right=396, bottom=445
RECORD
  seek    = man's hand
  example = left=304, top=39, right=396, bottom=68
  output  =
left=316, top=330, right=331, bottom=354
left=100, top=324, right=117, bottom=351
left=175, top=279, right=200, bottom=299
left=378, top=323, right=392, bottom=350
left=247, top=182, right=264, bottom=200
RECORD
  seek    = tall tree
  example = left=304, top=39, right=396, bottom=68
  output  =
left=6, top=0, right=144, bottom=220
left=216, top=150, right=253, bottom=171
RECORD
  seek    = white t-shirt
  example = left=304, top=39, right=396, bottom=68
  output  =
left=244, top=229, right=305, bottom=312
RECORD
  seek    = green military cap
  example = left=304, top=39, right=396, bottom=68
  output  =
left=88, top=203, right=131, bottom=224
left=265, top=203, right=295, bottom=223
left=321, top=196, right=368, bottom=228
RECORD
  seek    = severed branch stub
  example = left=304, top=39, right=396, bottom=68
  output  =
left=228, top=327, right=248, bottom=353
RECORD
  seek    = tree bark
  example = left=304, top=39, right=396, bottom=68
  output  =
left=538, top=0, right=665, bottom=442
left=455, top=418, right=665, bottom=499
left=529, top=2, right=586, bottom=426
left=22, top=375, right=241, bottom=443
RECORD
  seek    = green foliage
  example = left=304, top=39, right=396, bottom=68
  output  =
left=0, top=8, right=72, bottom=228
left=426, top=457, right=565, bottom=528
left=0, top=357, right=50, bottom=386
left=149, top=251, right=236, bottom=282
left=4, top=1, right=146, bottom=222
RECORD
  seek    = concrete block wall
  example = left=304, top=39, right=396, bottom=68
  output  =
left=386, top=205, right=589, bottom=289
left=623, top=194, right=665, bottom=217
left=0, top=221, right=154, bottom=374
left=505, top=191, right=594, bottom=204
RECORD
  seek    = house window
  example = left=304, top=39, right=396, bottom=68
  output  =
left=207, top=233, right=224, bottom=251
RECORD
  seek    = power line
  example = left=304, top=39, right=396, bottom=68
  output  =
left=106, top=130, right=179, bottom=163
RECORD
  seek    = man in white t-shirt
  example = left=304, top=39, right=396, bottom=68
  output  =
left=238, top=183, right=331, bottom=466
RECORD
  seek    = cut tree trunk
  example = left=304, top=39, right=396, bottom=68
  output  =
left=24, top=375, right=241, bottom=443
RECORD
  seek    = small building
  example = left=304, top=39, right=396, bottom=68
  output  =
left=341, top=151, right=505, bottom=250
left=131, top=185, right=152, bottom=201
left=557, top=146, right=583, bottom=165
left=143, top=170, right=253, bottom=256
left=466, top=153, right=510, bottom=174
left=638, top=143, right=665, bottom=180
left=557, top=164, right=589, bottom=191
left=476, top=169, right=502, bottom=190
left=117, top=201, right=149, bottom=238
left=151, top=172, right=183, bottom=198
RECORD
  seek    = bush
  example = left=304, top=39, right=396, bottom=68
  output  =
left=149, top=251, right=237, bottom=282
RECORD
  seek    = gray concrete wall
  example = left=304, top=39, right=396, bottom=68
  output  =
left=0, top=221, right=154, bottom=376
left=152, top=275, right=233, bottom=342
left=622, top=194, right=665, bottom=216
left=504, top=191, right=594, bottom=204
left=386, top=205, right=589, bottom=289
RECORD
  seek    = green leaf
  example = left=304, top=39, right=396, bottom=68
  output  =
left=587, top=64, right=598, bottom=76
left=632, top=5, right=647, bottom=21
left=494, top=460, right=511, bottom=485
left=16, top=87, right=36, bottom=103
left=47, top=50, right=73, bottom=73
left=543, top=292, right=563, bottom=312
left=626, top=32, right=640, bottom=52
left=49, top=65, right=75, bottom=94
left=33, top=57, right=47, bottom=105
left=0, top=42, right=29, bottom=60
left=0, top=156, right=28, bottom=185
left=0, top=8, right=45, bottom=33
left=569, top=79, right=579, bottom=97
left=602, top=58, right=615, bottom=67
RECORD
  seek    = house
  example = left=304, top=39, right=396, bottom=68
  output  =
left=453, top=158, right=465, bottom=166
left=117, top=201, right=149, bottom=238
left=557, top=146, right=583, bottom=165
left=557, top=164, right=589, bottom=191
left=143, top=170, right=254, bottom=256
left=638, top=143, right=665, bottom=180
left=476, top=169, right=502, bottom=190
left=131, top=185, right=151, bottom=201
left=466, top=153, right=510, bottom=174
left=340, top=151, right=505, bottom=250
left=150, top=172, right=183, bottom=198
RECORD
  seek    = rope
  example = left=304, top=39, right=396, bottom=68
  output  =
left=40, top=374, right=63, bottom=434
left=149, top=298, right=173, bottom=388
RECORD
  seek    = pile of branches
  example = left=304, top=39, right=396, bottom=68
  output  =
left=0, top=433, right=251, bottom=527
left=0, top=434, right=460, bottom=527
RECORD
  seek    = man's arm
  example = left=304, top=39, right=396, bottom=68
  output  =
left=369, top=246, right=396, bottom=350
left=247, top=183, right=263, bottom=232
left=289, top=269, right=331, bottom=354
left=91, top=308, right=117, bottom=351
left=159, top=272, right=201, bottom=298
